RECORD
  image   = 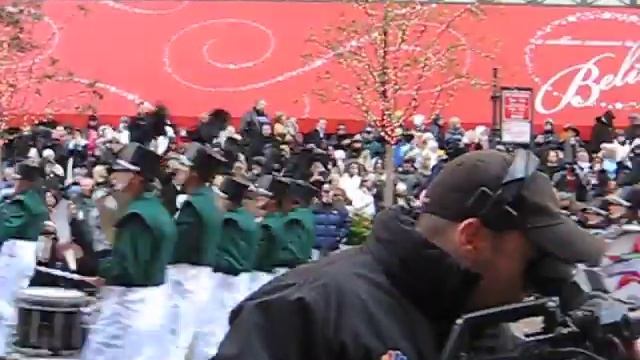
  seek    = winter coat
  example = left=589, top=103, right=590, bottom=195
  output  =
left=393, top=141, right=413, bottom=168
left=311, top=203, right=351, bottom=252
left=444, top=127, right=466, bottom=149
left=240, top=108, right=268, bottom=144
left=304, top=129, right=327, bottom=148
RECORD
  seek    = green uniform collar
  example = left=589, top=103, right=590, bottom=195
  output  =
left=190, top=185, right=213, bottom=197
left=138, top=192, right=156, bottom=200
left=264, top=211, right=283, bottom=219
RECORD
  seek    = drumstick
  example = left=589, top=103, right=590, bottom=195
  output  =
left=64, top=249, right=77, bottom=271
left=35, top=266, right=93, bottom=283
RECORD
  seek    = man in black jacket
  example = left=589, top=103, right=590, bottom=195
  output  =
left=215, top=150, right=607, bottom=360
left=240, top=99, right=268, bottom=144
left=304, top=118, right=328, bottom=148
left=589, top=110, right=616, bottom=154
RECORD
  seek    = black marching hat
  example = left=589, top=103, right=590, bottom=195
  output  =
left=111, top=142, right=161, bottom=181
left=283, top=146, right=312, bottom=180
left=221, top=136, right=242, bottom=175
left=255, top=174, right=290, bottom=199
left=182, top=142, right=227, bottom=180
left=219, top=176, right=252, bottom=204
left=290, top=179, right=319, bottom=206
left=284, top=144, right=321, bottom=204
left=14, top=159, right=44, bottom=181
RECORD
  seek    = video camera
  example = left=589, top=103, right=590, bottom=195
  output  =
left=441, top=295, right=639, bottom=360
left=441, top=264, right=640, bottom=360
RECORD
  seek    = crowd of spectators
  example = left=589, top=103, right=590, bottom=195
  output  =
left=1, top=100, right=640, bottom=262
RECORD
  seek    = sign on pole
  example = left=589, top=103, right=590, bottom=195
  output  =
left=500, top=87, right=534, bottom=145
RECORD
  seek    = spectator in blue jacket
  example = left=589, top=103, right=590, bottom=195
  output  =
left=393, top=131, right=414, bottom=168
left=311, top=183, right=351, bottom=259
left=444, top=116, right=465, bottom=149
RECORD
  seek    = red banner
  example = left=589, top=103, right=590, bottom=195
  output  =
left=18, top=1, right=640, bottom=136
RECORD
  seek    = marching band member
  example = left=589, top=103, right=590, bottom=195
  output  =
left=81, top=143, right=177, bottom=360
left=281, top=146, right=318, bottom=267
left=0, top=159, right=48, bottom=358
left=166, top=143, right=226, bottom=360
left=286, top=179, right=318, bottom=263
left=252, top=174, right=292, bottom=288
left=204, top=176, right=260, bottom=359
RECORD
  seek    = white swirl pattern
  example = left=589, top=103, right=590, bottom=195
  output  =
left=99, top=0, right=189, bottom=15
left=302, top=94, right=310, bottom=118
left=163, top=18, right=472, bottom=93
left=68, top=76, right=151, bottom=107
left=197, top=20, right=275, bottom=70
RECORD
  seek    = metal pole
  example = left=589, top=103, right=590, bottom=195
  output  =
left=490, top=67, right=501, bottom=148
left=491, top=67, right=500, bottom=130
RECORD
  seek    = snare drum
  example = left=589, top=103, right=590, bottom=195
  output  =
left=14, top=287, right=89, bottom=356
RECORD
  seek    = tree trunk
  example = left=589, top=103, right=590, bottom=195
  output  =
left=383, top=144, right=394, bottom=208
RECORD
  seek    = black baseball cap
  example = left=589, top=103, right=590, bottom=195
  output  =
left=424, top=150, right=605, bottom=266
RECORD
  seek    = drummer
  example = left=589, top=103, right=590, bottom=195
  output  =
left=166, top=142, right=226, bottom=360
left=0, top=159, right=48, bottom=358
left=81, top=143, right=177, bottom=360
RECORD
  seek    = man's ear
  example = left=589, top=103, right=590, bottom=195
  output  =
left=455, top=218, right=487, bottom=254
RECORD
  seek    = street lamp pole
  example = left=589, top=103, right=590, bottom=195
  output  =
left=490, top=67, right=501, bottom=147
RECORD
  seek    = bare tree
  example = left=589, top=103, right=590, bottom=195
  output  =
left=0, top=1, right=100, bottom=128
left=307, top=0, right=494, bottom=206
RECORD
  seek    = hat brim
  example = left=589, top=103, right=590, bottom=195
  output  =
left=254, top=188, right=273, bottom=198
left=525, top=216, right=606, bottom=266
left=605, top=195, right=631, bottom=208
left=111, top=159, right=140, bottom=173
